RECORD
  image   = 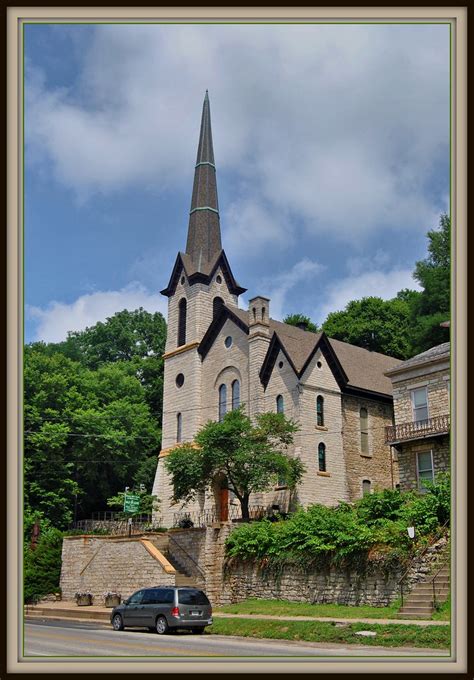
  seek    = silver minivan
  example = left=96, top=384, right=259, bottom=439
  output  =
left=110, top=586, right=213, bottom=634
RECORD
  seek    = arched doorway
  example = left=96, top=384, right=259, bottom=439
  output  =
left=213, top=474, right=229, bottom=522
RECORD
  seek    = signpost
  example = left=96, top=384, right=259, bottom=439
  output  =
left=123, top=493, right=140, bottom=514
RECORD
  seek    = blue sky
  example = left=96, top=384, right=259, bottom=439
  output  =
left=24, top=23, right=450, bottom=344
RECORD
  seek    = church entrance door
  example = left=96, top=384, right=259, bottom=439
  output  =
left=219, top=487, right=229, bottom=521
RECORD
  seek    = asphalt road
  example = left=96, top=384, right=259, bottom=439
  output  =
left=24, top=620, right=449, bottom=658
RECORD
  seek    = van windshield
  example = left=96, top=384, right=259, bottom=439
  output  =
left=177, top=589, right=210, bottom=606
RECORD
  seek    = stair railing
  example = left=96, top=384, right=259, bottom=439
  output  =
left=430, top=554, right=450, bottom=609
left=168, top=534, right=206, bottom=580
left=398, top=520, right=449, bottom=608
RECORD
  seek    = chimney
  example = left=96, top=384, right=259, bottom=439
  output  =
left=248, top=296, right=271, bottom=417
left=296, top=320, right=308, bottom=331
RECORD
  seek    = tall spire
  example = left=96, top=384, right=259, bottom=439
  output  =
left=185, top=91, right=222, bottom=270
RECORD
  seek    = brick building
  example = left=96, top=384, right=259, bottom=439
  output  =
left=152, top=92, right=401, bottom=528
left=385, top=342, right=450, bottom=492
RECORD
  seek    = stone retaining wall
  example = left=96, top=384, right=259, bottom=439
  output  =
left=60, top=535, right=175, bottom=602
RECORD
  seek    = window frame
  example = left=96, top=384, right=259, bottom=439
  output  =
left=218, top=384, right=227, bottom=421
left=318, top=442, right=326, bottom=472
left=316, top=395, right=324, bottom=427
left=177, top=298, right=187, bottom=347
left=411, top=386, right=429, bottom=423
left=176, top=412, right=182, bottom=443
left=360, top=406, right=369, bottom=455
left=276, top=394, right=284, bottom=414
left=231, top=379, right=240, bottom=410
left=416, top=449, right=434, bottom=492
left=362, top=479, right=371, bottom=496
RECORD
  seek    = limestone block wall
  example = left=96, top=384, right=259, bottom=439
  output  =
left=221, top=562, right=401, bottom=607
left=392, top=368, right=450, bottom=424
left=60, top=535, right=175, bottom=602
left=398, top=436, right=450, bottom=492
left=167, top=528, right=207, bottom=587
left=342, top=395, right=398, bottom=501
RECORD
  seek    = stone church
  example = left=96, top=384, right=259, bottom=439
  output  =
left=152, top=92, right=401, bottom=528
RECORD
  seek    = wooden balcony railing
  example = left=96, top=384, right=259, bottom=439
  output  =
left=385, top=414, right=450, bottom=445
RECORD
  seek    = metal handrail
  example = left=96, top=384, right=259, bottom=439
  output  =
left=398, top=520, right=449, bottom=607
left=168, top=534, right=206, bottom=580
left=430, top=553, right=450, bottom=609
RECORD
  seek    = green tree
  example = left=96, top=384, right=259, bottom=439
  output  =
left=283, top=313, right=319, bottom=333
left=164, top=408, right=304, bottom=521
left=409, top=214, right=450, bottom=354
left=24, top=345, right=161, bottom=527
left=322, top=295, right=415, bottom=359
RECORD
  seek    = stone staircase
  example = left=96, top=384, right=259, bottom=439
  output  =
left=398, top=558, right=450, bottom=619
left=148, top=533, right=201, bottom=588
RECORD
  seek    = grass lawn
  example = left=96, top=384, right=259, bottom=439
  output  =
left=431, top=595, right=451, bottom=621
left=207, top=617, right=450, bottom=650
left=216, top=598, right=402, bottom=620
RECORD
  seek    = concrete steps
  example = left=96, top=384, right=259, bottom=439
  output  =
left=398, top=553, right=450, bottom=619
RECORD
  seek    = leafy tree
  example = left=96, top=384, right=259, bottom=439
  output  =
left=24, top=525, right=64, bottom=603
left=106, top=489, right=160, bottom=517
left=283, top=313, right=319, bottom=333
left=322, top=295, right=415, bottom=359
left=409, top=214, right=450, bottom=354
left=165, top=408, right=305, bottom=521
left=24, top=345, right=161, bottom=527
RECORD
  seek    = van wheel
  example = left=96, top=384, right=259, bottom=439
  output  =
left=156, top=616, right=169, bottom=635
left=112, top=614, right=124, bottom=631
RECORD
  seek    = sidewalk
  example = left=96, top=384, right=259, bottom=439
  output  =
left=24, top=600, right=450, bottom=627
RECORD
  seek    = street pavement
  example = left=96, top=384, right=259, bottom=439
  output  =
left=23, top=620, right=449, bottom=658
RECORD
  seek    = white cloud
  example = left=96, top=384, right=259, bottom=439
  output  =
left=315, top=268, right=421, bottom=324
left=260, top=258, right=325, bottom=320
left=26, top=23, right=449, bottom=244
left=27, top=282, right=168, bottom=343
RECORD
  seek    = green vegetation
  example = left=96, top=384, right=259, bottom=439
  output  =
left=24, top=521, right=63, bottom=603
left=24, top=308, right=165, bottom=528
left=283, top=313, right=319, bottom=334
left=165, top=408, right=305, bottom=521
left=207, top=618, right=450, bottom=649
left=431, top=595, right=451, bottom=621
left=216, top=598, right=402, bottom=620
left=225, top=478, right=450, bottom=572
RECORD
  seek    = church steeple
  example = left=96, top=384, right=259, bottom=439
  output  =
left=185, top=91, right=222, bottom=269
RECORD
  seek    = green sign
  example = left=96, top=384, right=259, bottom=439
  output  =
left=123, top=494, right=140, bottom=513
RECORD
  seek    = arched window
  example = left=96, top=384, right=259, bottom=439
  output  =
left=231, top=380, right=240, bottom=410
left=213, top=296, right=224, bottom=318
left=276, top=394, right=284, bottom=414
left=176, top=413, right=182, bottom=443
left=360, top=407, right=369, bottom=454
left=318, top=443, right=326, bottom=472
left=362, top=479, right=371, bottom=496
left=178, top=298, right=187, bottom=347
left=218, top=384, right=227, bottom=421
left=316, top=395, right=324, bottom=426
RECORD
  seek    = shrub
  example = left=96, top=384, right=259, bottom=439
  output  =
left=24, top=526, right=64, bottom=603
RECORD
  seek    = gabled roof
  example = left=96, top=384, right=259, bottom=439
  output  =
left=161, top=249, right=247, bottom=297
left=199, top=304, right=401, bottom=398
left=385, top=342, right=450, bottom=376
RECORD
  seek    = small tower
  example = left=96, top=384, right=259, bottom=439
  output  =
left=248, top=296, right=271, bottom=416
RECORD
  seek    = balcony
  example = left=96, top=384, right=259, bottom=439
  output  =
left=385, top=414, right=450, bottom=445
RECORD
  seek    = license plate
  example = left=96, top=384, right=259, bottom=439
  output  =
left=190, top=611, right=202, bottom=616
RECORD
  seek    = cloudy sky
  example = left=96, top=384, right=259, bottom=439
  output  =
left=24, top=23, right=450, bottom=344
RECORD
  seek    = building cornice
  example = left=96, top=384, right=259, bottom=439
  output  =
left=162, top=341, right=200, bottom=360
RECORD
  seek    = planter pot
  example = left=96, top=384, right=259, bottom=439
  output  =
left=76, top=595, right=93, bottom=606
left=105, top=595, right=121, bottom=607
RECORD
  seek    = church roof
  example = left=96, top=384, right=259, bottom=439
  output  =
left=209, top=306, right=401, bottom=398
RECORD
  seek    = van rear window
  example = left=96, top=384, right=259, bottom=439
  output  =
left=178, top=589, right=210, bottom=605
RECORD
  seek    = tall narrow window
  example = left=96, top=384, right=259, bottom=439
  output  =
left=276, top=395, right=284, bottom=414
left=213, top=296, right=224, bottom=318
left=176, top=413, right=182, bottom=443
left=218, top=384, right=227, bottom=421
left=360, top=407, right=369, bottom=454
left=362, top=479, right=371, bottom=496
left=178, top=298, right=187, bottom=347
left=412, top=387, right=429, bottom=423
left=417, top=450, right=434, bottom=492
left=231, top=380, right=240, bottom=410
left=316, top=396, right=324, bottom=426
left=318, top=443, right=326, bottom=472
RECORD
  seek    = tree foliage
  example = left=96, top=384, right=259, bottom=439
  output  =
left=409, top=213, right=450, bottom=354
left=165, top=408, right=305, bottom=521
left=24, top=340, right=161, bottom=528
left=283, top=313, right=319, bottom=333
left=225, top=475, right=450, bottom=571
left=321, top=294, right=416, bottom=359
